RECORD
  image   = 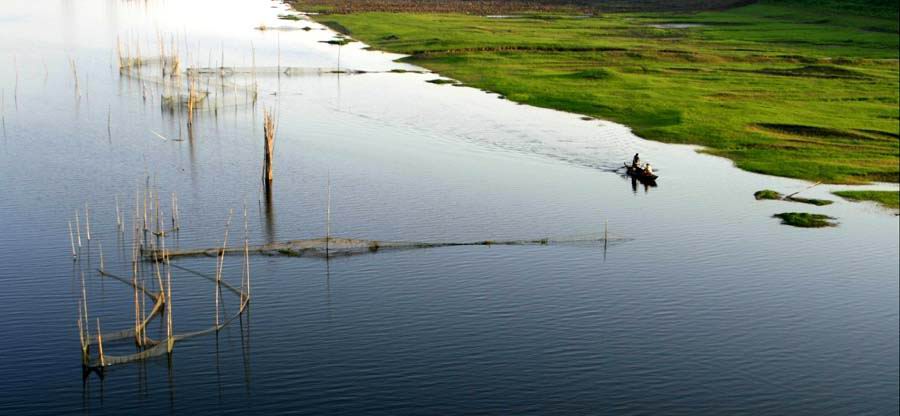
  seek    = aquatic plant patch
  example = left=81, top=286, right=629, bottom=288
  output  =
left=773, top=212, right=838, bottom=228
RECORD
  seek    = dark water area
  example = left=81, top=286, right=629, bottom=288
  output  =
left=0, top=0, right=897, bottom=414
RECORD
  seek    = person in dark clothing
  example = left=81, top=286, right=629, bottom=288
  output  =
left=631, top=153, right=640, bottom=168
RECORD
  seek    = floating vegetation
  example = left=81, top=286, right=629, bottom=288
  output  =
left=786, top=196, right=833, bottom=206
left=255, top=25, right=310, bottom=31
left=278, top=13, right=302, bottom=21
left=320, top=37, right=355, bottom=46
left=426, top=78, right=460, bottom=85
left=389, top=68, right=427, bottom=74
left=773, top=212, right=838, bottom=228
left=754, top=189, right=783, bottom=200
left=754, top=182, right=832, bottom=206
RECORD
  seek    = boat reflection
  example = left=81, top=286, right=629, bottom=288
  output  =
left=629, top=176, right=657, bottom=194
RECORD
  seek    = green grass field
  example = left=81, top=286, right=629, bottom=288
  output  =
left=295, top=0, right=899, bottom=183
left=833, top=190, right=900, bottom=208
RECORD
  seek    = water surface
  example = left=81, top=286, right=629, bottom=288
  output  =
left=0, top=0, right=897, bottom=414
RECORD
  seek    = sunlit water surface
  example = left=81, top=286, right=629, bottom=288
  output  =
left=0, top=0, right=897, bottom=414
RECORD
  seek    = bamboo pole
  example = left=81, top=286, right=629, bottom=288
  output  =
left=215, top=209, right=234, bottom=330
left=326, top=175, right=331, bottom=257
left=68, top=221, right=77, bottom=259
left=785, top=181, right=823, bottom=200
left=133, top=260, right=141, bottom=346
left=133, top=202, right=140, bottom=262
left=96, top=318, right=105, bottom=367
left=99, top=243, right=104, bottom=272
left=77, top=303, right=88, bottom=365
left=80, top=272, right=90, bottom=363
left=166, top=247, right=174, bottom=354
left=242, top=204, right=250, bottom=305
left=75, top=211, right=82, bottom=248
left=262, top=109, right=277, bottom=188
left=187, top=72, right=196, bottom=129
left=84, top=204, right=91, bottom=241
left=155, top=250, right=165, bottom=299
left=143, top=187, right=148, bottom=235
left=171, top=193, right=177, bottom=230
left=155, top=188, right=162, bottom=236
left=141, top=274, right=147, bottom=346
left=115, top=195, right=122, bottom=232
left=251, top=41, right=258, bottom=103
left=175, top=192, right=180, bottom=229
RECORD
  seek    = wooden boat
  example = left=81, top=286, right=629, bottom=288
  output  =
left=624, top=163, right=658, bottom=181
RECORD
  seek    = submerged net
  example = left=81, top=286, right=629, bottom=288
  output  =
left=86, top=268, right=248, bottom=369
left=151, top=234, right=630, bottom=260
left=186, top=66, right=371, bottom=76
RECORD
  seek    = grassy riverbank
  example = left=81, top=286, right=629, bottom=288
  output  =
left=833, top=190, right=900, bottom=209
left=293, top=0, right=899, bottom=184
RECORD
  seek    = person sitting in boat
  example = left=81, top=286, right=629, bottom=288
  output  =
left=631, top=153, right=640, bottom=168
left=643, top=163, right=654, bottom=175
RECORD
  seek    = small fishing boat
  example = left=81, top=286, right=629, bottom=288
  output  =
left=624, top=163, right=659, bottom=181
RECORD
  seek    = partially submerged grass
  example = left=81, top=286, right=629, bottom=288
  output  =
left=833, top=190, right=900, bottom=209
left=786, top=196, right=833, bottom=206
left=754, top=189, right=833, bottom=205
left=773, top=212, right=838, bottom=228
left=754, top=189, right=782, bottom=200
left=426, top=78, right=459, bottom=85
left=389, top=68, right=426, bottom=73
left=297, top=0, right=899, bottom=183
left=320, top=38, right=355, bottom=45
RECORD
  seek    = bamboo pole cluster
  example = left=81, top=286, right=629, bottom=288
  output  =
left=262, top=109, right=277, bottom=188
left=72, top=184, right=252, bottom=372
left=117, top=32, right=262, bottom=131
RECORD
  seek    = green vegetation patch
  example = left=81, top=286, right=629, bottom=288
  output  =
left=426, top=78, right=460, bottom=85
left=773, top=212, right=838, bottom=227
left=755, top=189, right=833, bottom=205
left=786, top=196, right=833, bottom=206
left=299, top=0, right=900, bottom=183
left=320, top=38, right=355, bottom=45
left=833, top=190, right=900, bottom=209
left=754, top=189, right=783, bottom=200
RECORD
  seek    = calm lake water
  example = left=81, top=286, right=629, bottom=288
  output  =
left=0, top=0, right=897, bottom=414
